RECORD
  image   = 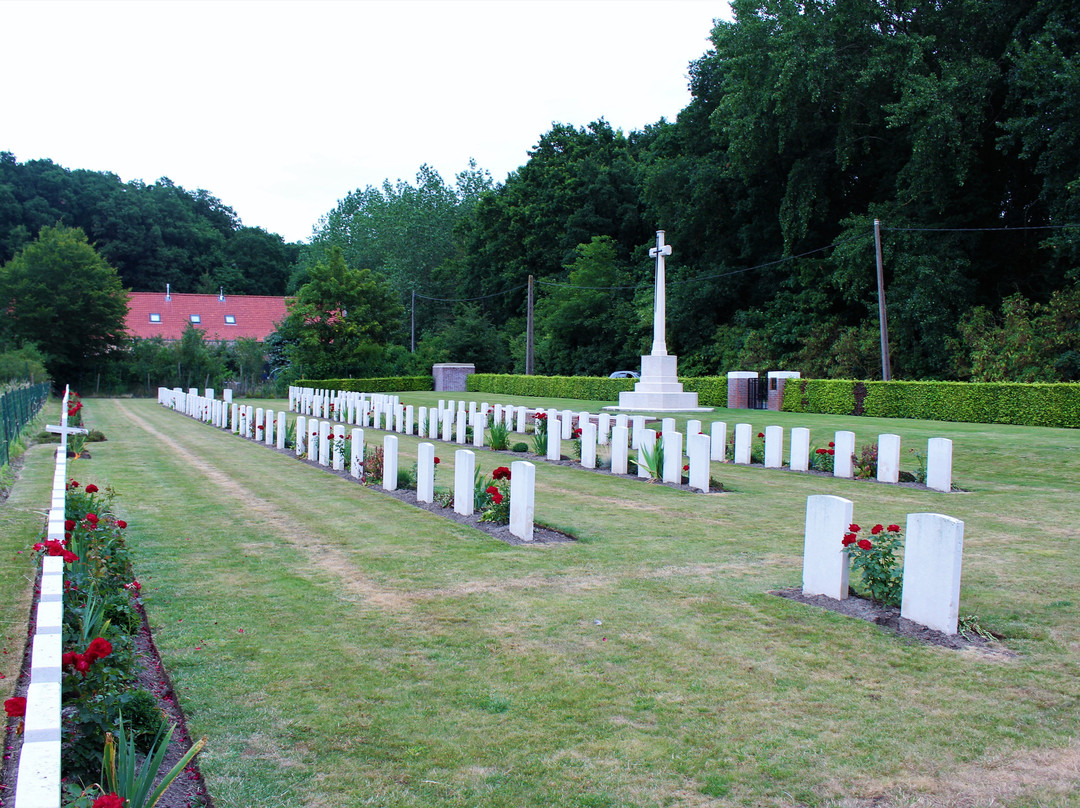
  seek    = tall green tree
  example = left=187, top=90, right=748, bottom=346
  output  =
left=277, top=247, right=404, bottom=378
left=0, top=225, right=129, bottom=382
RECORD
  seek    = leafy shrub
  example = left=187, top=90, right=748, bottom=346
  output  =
left=842, top=523, right=904, bottom=606
left=301, top=376, right=433, bottom=393
left=511, top=442, right=529, bottom=452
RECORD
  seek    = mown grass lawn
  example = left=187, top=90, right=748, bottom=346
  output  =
left=5, top=395, right=1079, bottom=807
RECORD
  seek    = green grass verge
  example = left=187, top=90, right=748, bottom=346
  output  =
left=5, top=395, right=1079, bottom=807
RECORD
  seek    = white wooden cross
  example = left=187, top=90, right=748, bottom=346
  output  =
left=648, top=230, right=673, bottom=356
left=45, top=424, right=88, bottom=450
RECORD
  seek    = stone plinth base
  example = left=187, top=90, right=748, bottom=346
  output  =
left=433, top=363, right=475, bottom=392
left=609, top=354, right=711, bottom=412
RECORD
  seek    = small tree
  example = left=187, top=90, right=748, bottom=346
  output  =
left=0, top=225, right=129, bottom=383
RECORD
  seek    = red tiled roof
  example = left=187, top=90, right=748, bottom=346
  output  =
left=126, top=292, right=289, bottom=342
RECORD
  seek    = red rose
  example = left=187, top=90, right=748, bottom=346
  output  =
left=69, top=480, right=80, bottom=489
left=46, top=540, right=65, bottom=556
left=85, top=637, right=113, bottom=661
left=827, top=449, right=834, bottom=455
left=887, top=524, right=901, bottom=533
left=842, top=533, right=857, bottom=546
left=828, top=442, right=835, bottom=448
left=815, top=448, right=824, bottom=454
left=871, top=524, right=884, bottom=535
left=85, top=484, right=99, bottom=494
left=857, top=539, right=872, bottom=551
left=4, top=696, right=26, bottom=717
left=116, top=520, right=127, bottom=529
left=64, top=520, right=75, bottom=531
left=491, top=492, right=503, bottom=505
left=485, top=485, right=499, bottom=496
left=848, top=524, right=860, bottom=532
left=683, top=464, right=689, bottom=471
left=74, top=654, right=90, bottom=674
left=93, top=794, right=125, bottom=808
left=85, top=513, right=99, bottom=524
left=62, top=652, right=77, bottom=668
left=433, top=457, right=440, bottom=465
left=492, top=467, right=511, bottom=480
left=33, top=542, right=44, bottom=552
left=62, top=551, right=79, bottom=564
left=757, top=432, right=765, bottom=438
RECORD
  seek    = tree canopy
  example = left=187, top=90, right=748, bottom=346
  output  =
left=0, top=225, right=129, bottom=381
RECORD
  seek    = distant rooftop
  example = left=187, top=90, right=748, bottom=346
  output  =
left=127, top=290, right=289, bottom=342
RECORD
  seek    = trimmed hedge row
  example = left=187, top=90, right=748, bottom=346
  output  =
left=782, top=379, right=1080, bottom=428
left=466, top=374, right=730, bottom=407
left=299, top=376, right=433, bottom=393
left=467, top=374, right=636, bottom=401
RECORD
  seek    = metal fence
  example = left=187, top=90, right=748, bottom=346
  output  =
left=0, top=383, right=50, bottom=467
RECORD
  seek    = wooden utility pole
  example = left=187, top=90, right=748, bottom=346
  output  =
left=874, top=219, right=893, bottom=381
left=526, top=275, right=534, bottom=375
left=410, top=290, right=416, bottom=353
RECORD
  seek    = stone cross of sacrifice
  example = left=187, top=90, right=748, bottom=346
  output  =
left=45, top=424, right=88, bottom=450
left=649, top=230, right=673, bottom=356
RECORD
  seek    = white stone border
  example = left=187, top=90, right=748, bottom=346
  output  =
left=15, top=387, right=71, bottom=808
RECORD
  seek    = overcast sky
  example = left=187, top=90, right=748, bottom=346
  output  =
left=3, top=0, right=732, bottom=243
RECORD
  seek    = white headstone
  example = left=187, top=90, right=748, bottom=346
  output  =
left=901, top=513, right=964, bottom=634
left=416, top=443, right=435, bottom=502
left=454, top=449, right=475, bottom=515
left=926, top=438, right=953, bottom=492
left=802, top=495, right=853, bottom=600
left=790, top=427, right=810, bottom=472
left=442, top=409, right=453, bottom=442
left=877, top=434, right=901, bottom=483
left=662, top=417, right=676, bottom=434
left=688, top=432, right=710, bottom=492
left=319, top=421, right=331, bottom=466
left=509, top=460, right=536, bottom=542
left=296, top=416, right=307, bottom=456
left=833, top=430, right=856, bottom=478
left=598, top=412, right=611, bottom=445
left=547, top=418, right=562, bottom=461
left=631, top=416, right=646, bottom=449
left=379, top=435, right=397, bottom=490
left=581, top=422, right=597, bottom=469
left=710, top=421, right=727, bottom=461
left=561, top=410, right=573, bottom=440
left=330, top=424, right=343, bottom=470
left=734, top=423, right=752, bottom=465
left=662, top=431, right=683, bottom=483
left=686, top=419, right=702, bottom=437
left=351, top=428, right=364, bottom=478
left=456, top=409, right=467, bottom=444
left=308, top=420, right=320, bottom=461
left=516, top=406, right=527, bottom=433
left=764, top=425, right=784, bottom=468
left=611, top=425, right=629, bottom=474
left=265, top=410, right=275, bottom=445
left=276, top=412, right=286, bottom=450
left=223, top=389, right=233, bottom=403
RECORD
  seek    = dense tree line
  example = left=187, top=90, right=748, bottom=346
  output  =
left=303, top=0, right=1078, bottom=382
left=0, top=153, right=301, bottom=295
left=4, top=0, right=1078, bottom=390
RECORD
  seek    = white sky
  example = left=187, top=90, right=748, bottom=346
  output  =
left=2, top=0, right=731, bottom=243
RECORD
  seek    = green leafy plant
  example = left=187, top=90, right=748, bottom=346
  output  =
left=488, top=419, right=511, bottom=451
left=476, top=466, right=512, bottom=524
left=530, top=412, right=548, bottom=455
left=98, top=714, right=207, bottom=808
left=909, top=448, right=927, bottom=484
left=511, top=442, right=529, bottom=452
left=570, top=427, right=583, bottom=460
left=842, top=523, right=904, bottom=606
left=632, top=435, right=664, bottom=481
left=362, top=444, right=384, bottom=486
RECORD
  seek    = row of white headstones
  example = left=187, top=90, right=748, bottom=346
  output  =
left=162, top=386, right=966, bottom=634
left=285, top=386, right=954, bottom=492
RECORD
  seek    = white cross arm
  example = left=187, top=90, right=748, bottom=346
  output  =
left=45, top=424, right=89, bottom=436
left=649, top=245, right=673, bottom=258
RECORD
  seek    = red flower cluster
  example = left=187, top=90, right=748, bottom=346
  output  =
left=92, top=794, right=124, bottom=808
left=68, top=479, right=80, bottom=489
left=572, top=428, right=582, bottom=438
left=64, top=519, right=76, bottom=531
left=492, top=466, right=511, bottom=480
left=33, top=539, right=79, bottom=563
left=757, top=432, right=765, bottom=438
left=4, top=696, right=26, bottom=717
left=67, top=400, right=83, bottom=417
left=815, top=448, right=835, bottom=456
left=534, top=412, right=547, bottom=421
left=124, top=579, right=142, bottom=593
left=85, top=484, right=99, bottom=494
left=63, top=637, right=113, bottom=675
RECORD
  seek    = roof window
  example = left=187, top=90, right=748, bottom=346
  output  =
left=149, top=313, right=161, bottom=323
left=190, top=314, right=201, bottom=324
left=224, top=314, right=236, bottom=325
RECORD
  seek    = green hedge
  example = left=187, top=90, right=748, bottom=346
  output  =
left=467, top=374, right=729, bottom=407
left=782, top=378, right=1080, bottom=428
left=299, top=376, right=433, bottom=393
